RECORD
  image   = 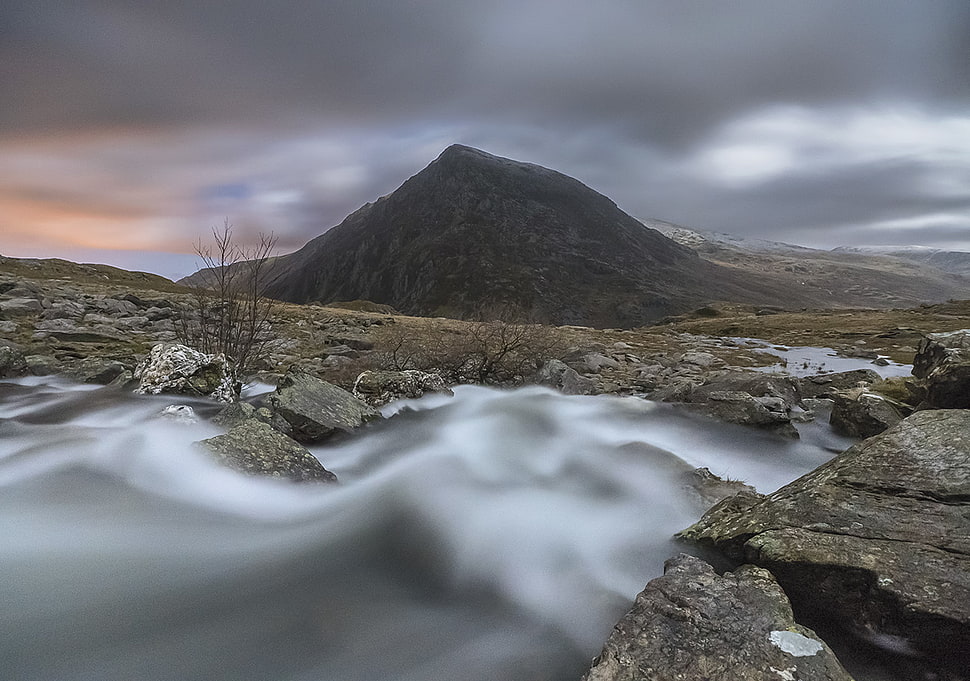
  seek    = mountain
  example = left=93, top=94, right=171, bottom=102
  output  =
left=651, top=223, right=970, bottom=309
left=253, top=145, right=830, bottom=327
left=833, top=245, right=970, bottom=277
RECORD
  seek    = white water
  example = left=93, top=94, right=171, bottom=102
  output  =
left=0, top=379, right=847, bottom=681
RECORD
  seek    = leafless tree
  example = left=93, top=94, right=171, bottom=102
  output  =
left=176, top=219, right=278, bottom=391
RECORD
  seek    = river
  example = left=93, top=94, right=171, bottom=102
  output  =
left=0, top=376, right=869, bottom=680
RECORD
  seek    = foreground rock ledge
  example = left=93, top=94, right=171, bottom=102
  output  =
left=679, top=409, right=970, bottom=664
left=583, top=554, right=852, bottom=681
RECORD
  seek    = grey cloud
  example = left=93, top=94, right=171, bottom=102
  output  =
left=1, top=0, right=969, bottom=263
left=3, top=1, right=968, bottom=146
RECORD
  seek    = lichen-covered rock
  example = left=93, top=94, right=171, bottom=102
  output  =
left=583, top=554, right=852, bottom=681
left=829, top=387, right=907, bottom=437
left=134, top=343, right=235, bottom=402
left=0, top=343, right=28, bottom=378
left=196, top=419, right=337, bottom=483
left=913, top=329, right=970, bottom=408
left=352, top=369, right=453, bottom=406
left=268, top=367, right=380, bottom=443
left=679, top=410, right=970, bottom=668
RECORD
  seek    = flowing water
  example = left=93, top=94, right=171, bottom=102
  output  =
left=0, top=378, right=861, bottom=681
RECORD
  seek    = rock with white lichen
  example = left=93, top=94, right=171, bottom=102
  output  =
left=134, top=343, right=236, bottom=402
left=582, top=554, right=852, bottom=681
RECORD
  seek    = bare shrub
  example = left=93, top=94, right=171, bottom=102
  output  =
left=176, top=219, right=279, bottom=391
left=372, top=315, right=568, bottom=385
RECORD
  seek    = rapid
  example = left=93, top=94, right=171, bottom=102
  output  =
left=0, top=377, right=854, bottom=681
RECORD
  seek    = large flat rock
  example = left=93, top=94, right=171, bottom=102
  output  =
left=267, top=368, right=381, bottom=443
left=679, top=409, right=970, bottom=665
left=583, top=554, right=852, bottom=681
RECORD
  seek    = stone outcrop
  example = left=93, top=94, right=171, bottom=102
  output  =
left=675, top=372, right=802, bottom=437
left=535, top=359, right=598, bottom=395
left=351, top=369, right=453, bottom=406
left=913, top=329, right=970, bottom=408
left=797, top=369, right=882, bottom=399
left=583, top=554, right=852, bottom=681
left=267, top=367, right=380, bottom=443
left=828, top=387, right=907, bottom=438
left=134, top=343, right=236, bottom=402
left=679, top=410, right=970, bottom=667
left=196, top=419, right=337, bottom=483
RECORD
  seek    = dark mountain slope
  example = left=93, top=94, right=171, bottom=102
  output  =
left=259, top=145, right=813, bottom=327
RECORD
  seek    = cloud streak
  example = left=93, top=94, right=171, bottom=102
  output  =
left=1, top=0, right=968, bottom=276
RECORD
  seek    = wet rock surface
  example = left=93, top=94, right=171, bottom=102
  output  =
left=582, top=554, right=852, bottom=681
left=679, top=409, right=970, bottom=669
left=196, top=419, right=338, bottom=483
left=267, top=367, right=381, bottom=443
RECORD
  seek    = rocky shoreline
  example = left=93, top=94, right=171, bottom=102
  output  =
left=2, top=264, right=969, bottom=679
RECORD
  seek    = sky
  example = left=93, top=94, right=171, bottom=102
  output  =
left=2, top=0, right=969, bottom=280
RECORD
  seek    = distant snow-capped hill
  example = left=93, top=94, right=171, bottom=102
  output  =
left=642, top=220, right=816, bottom=254
left=833, top=245, right=970, bottom=277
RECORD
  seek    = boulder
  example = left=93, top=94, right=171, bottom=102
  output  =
left=352, top=369, right=453, bottom=406
left=829, top=387, right=907, bottom=438
left=583, top=554, right=852, bottom=681
left=212, top=401, right=276, bottom=430
left=25, top=354, right=59, bottom=376
left=134, top=343, right=235, bottom=402
left=535, top=359, right=598, bottom=396
left=0, top=343, right=28, bottom=378
left=196, top=419, right=337, bottom=483
left=797, top=369, right=882, bottom=399
left=70, top=357, right=129, bottom=385
left=572, top=352, right=621, bottom=373
left=679, top=410, right=970, bottom=667
left=267, top=367, right=380, bottom=443
left=674, top=372, right=802, bottom=437
left=0, top=298, right=43, bottom=316
left=913, top=329, right=970, bottom=408
left=32, top=318, right=125, bottom=342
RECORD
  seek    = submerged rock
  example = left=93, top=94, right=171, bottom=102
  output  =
left=679, top=410, right=970, bottom=667
left=196, top=419, right=337, bottom=483
left=583, top=554, right=851, bottom=681
left=268, top=367, right=380, bottom=443
left=134, top=343, right=235, bottom=402
left=913, top=329, right=970, bottom=408
left=159, top=404, right=198, bottom=424
left=352, top=369, right=453, bottom=406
